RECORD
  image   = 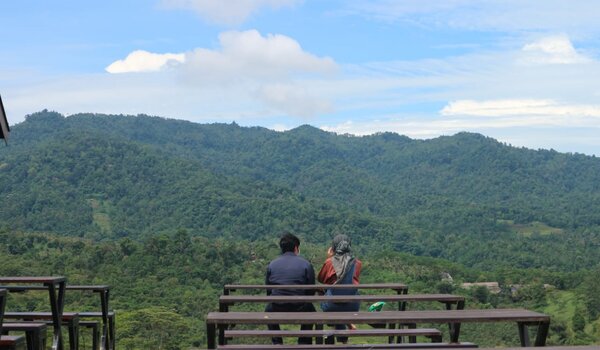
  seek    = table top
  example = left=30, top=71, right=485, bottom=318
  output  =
left=220, top=293, right=463, bottom=303
left=207, top=308, right=550, bottom=324
left=0, top=277, right=66, bottom=284
left=0, top=284, right=109, bottom=292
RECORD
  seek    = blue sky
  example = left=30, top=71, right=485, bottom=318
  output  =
left=2, top=1, right=600, bottom=155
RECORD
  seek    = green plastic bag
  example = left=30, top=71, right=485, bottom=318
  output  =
left=368, top=301, right=386, bottom=312
left=368, top=301, right=387, bottom=328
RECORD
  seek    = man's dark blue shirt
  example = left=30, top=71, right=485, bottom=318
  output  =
left=265, top=251, right=315, bottom=296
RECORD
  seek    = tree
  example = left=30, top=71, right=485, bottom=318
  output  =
left=118, top=307, right=191, bottom=350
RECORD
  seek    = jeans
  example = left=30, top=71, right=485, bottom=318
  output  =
left=265, top=302, right=316, bottom=344
left=321, top=301, right=360, bottom=343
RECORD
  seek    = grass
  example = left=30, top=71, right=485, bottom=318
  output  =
left=498, top=219, right=564, bottom=237
left=88, top=198, right=112, bottom=233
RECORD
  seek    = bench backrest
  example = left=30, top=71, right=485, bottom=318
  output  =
left=223, top=284, right=408, bottom=295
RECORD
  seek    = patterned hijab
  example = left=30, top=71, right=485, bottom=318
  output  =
left=331, top=234, right=355, bottom=284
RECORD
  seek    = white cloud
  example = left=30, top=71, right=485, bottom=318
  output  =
left=182, top=30, right=336, bottom=84
left=99, top=30, right=336, bottom=118
left=520, top=35, right=592, bottom=65
left=106, top=50, right=185, bottom=73
left=441, top=99, right=600, bottom=119
left=160, top=0, right=300, bottom=25
left=350, top=0, right=600, bottom=35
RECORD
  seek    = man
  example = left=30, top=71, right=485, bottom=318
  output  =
left=265, top=232, right=316, bottom=345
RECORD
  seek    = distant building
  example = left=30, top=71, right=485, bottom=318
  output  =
left=461, top=282, right=501, bottom=294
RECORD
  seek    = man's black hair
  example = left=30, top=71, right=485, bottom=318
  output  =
left=279, top=232, right=300, bottom=253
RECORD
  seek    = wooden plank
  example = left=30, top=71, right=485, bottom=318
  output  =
left=206, top=309, right=549, bottom=325
left=478, top=348, right=599, bottom=350
left=0, top=277, right=66, bottom=284
left=5, top=312, right=79, bottom=321
left=224, top=284, right=407, bottom=292
left=2, top=323, right=47, bottom=350
left=216, top=343, right=478, bottom=349
left=224, top=328, right=442, bottom=338
left=66, top=285, right=110, bottom=291
left=220, top=294, right=463, bottom=304
left=0, top=335, right=26, bottom=350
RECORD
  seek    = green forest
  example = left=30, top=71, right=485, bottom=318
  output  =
left=0, top=111, right=599, bottom=348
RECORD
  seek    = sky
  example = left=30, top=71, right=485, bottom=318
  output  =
left=2, top=0, right=600, bottom=155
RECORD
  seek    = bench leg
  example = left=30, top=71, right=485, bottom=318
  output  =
left=314, top=324, right=324, bottom=345
left=408, top=323, right=417, bottom=343
left=388, top=323, right=396, bottom=344
left=109, top=315, right=115, bottom=350
left=67, top=322, right=79, bottom=350
left=518, top=322, right=530, bottom=346
left=218, top=325, right=226, bottom=346
left=429, top=334, right=443, bottom=343
left=449, top=321, right=461, bottom=343
left=40, top=332, right=47, bottom=350
left=92, top=325, right=99, bottom=350
left=206, top=324, right=216, bottom=349
left=534, top=321, right=549, bottom=347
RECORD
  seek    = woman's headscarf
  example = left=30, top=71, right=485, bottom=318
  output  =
left=331, top=234, right=355, bottom=284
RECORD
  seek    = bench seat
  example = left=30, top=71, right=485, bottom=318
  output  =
left=216, top=342, right=478, bottom=349
left=2, top=323, right=47, bottom=350
left=4, top=312, right=79, bottom=350
left=225, top=328, right=443, bottom=342
left=0, top=336, right=26, bottom=350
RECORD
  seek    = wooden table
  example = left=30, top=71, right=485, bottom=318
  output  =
left=206, top=309, right=550, bottom=349
left=0, top=277, right=66, bottom=350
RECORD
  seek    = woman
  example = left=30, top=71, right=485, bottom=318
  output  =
left=317, top=234, right=362, bottom=344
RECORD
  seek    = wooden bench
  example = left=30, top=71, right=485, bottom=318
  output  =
left=79, top=321, right=99, bottom=350
left=4, top=312, right=79, bottom=350
left=206, top=308, right=550, bottom=349
left=77, top=312, right=115, bottom=350
left=1, top=323, right=47, bottom=350
left=1, top=285, right=114, bottom=350
left=0, top=336, right=26, bottom=350
left=220, top=293, right=465, bottom=344
left=66, top=286, right=113, bottom=350
left=223, top=284, right=408, bottom=297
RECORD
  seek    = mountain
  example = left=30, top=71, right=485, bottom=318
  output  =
left=1, top=110, right=599, bottom=271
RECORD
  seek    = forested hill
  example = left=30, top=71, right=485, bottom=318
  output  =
left=1, top=110, right=599, bottom=270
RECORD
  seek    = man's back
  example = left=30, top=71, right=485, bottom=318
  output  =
left=266, top=252, right=315, bottom=296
